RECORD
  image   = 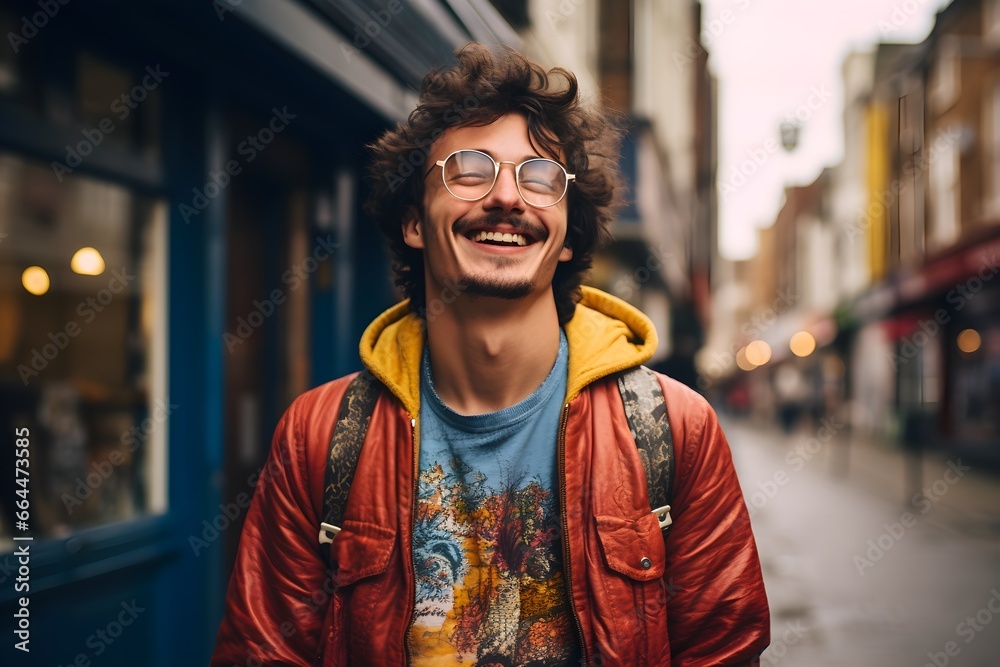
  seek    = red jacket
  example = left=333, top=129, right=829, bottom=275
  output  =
left=212, top=287, right=770, bottom=665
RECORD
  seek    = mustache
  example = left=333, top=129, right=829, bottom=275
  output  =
left=452, top=212, right=548, bottom=241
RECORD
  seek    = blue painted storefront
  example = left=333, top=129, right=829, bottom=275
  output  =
left=0, top=1, right=514, bottom=663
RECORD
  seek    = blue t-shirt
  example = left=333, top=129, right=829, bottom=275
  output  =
left=408, top=330, right=580, bottom=665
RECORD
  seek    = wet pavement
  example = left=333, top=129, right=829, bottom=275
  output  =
left=722, top=417, right=1000, bottom=667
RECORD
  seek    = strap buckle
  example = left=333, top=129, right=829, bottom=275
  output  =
left=319, top=522, right=341, bottom=545
left=652, top=505, right=672, bottom=530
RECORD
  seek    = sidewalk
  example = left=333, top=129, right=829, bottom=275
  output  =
left=720, top=416, right=1000, bottom=667
left=842, top=429, right=1000, bottom=529
left=740, top=414, right=1000, bottom=533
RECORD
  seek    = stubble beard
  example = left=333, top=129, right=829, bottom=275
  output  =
left=458, top=270, right=534, bottom=300
left=449, top=212, right=549, bottom=300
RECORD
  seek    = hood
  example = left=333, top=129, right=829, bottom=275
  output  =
left=358, top=285, right=658, bottom=416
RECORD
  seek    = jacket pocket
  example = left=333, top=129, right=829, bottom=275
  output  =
left=329, top=519, right=397, bottom=586
left=320, top=520, right=397, bottom=666
left=592, top=510, right=671, bottom=665
left=593, top=510, right=666, bottom=581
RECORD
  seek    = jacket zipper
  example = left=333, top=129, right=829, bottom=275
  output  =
left=404, top=415, right=418, bottom=664
left=557, top=401, right=589, bottom=664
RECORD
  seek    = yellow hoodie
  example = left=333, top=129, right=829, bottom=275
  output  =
left=358, top=285, right=658, bottom=416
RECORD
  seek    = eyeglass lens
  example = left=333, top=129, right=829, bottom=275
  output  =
left=442, top=150, right=568, bottom=206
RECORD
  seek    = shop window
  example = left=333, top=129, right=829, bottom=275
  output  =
left=76, top=51, right=163, bottom=160
left=929, top=130, right=960, bottom=250
left=0, top=11, right=17, bottom=98
left=929, top=38, right=960, bottom=114
left=987, top=0, right=1000, bottom=46
left=0, top=8, right=162, bottom=163
left=989, top=79, right=1000, bottom=217
left=952, top=324, right=1000, bottom=441
left=0, top=8, right=45, bottom=116
left=0, top=152, right=167, bottom=549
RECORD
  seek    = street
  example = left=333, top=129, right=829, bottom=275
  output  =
left=724, top=418, right=1000, bottom=666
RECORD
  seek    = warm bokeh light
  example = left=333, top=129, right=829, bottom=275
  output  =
left=736, top=346, right=757, bottom=371
left=789, top=331, right=817, bottom=357
left=745, top=340, right=772, bottom=367
left=71, top=246, right=106, bottom=275
left=957, top=328, right=982, bottom=354
left=22, top=266, right=50, bottom=295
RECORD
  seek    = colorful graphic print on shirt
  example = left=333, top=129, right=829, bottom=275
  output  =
left=408, top=457, right=580, bottom=666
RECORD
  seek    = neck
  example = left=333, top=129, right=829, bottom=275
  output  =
left=424, top=287, right=562, bottom=415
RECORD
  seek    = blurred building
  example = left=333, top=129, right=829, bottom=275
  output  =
left=843, top=0, right=1000, bottom=462
left=709, top=170, right=843, bottom=431
left=706, top=0, right=1000, bottom=465
left=0, top=0, right=516, bottom=663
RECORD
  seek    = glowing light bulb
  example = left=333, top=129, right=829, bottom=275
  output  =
left=736, top=346, right=757, bottom=371
left=22, top=266, right=50, bottom=295
left=789, top=331, right=816, bottom=357
left=957, top=329, right=981, bottom=354
left=745, top=340, right=772, bottom=367
left=71, top=247, right=105, bottom=276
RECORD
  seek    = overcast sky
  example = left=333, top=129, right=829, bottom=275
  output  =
left=700, top=0, right=952, bottom=260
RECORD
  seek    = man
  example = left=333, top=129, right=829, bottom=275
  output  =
left=212, top=43, right=769, bottom=666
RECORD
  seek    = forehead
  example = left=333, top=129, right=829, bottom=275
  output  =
left=431, top=113, right=561, bottom=162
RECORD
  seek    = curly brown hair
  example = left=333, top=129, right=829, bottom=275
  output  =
left=365, top=42, right=622, bottom=324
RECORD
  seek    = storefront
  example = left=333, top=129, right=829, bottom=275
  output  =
left=0, top=1, right=509, bottom=662
left=877, top=230, right=1000, bottom=461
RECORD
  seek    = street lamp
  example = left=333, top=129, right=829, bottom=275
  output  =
left=779, top=119, right=801, bottom=152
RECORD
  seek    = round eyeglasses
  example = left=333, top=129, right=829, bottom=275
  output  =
left=429, top=149, right=575, bottom=208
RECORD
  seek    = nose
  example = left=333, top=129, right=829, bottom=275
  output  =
left=481, top=161, right=525, bottom=213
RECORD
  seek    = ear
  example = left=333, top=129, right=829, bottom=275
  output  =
left=559, top=241, right=573, bottom=262
left=402, top=206, right=424, bottom=250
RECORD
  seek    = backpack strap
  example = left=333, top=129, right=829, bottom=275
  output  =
left=318, top=370, right=382, bottom=561
left=617, top=366, right=675, bottom=534
left=318, top=365, right=675, bottom=561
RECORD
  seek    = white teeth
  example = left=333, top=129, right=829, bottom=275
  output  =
left=472, top=231, right=527, bottom=246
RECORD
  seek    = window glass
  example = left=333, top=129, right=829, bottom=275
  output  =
left=77, top=51, right=164, bottom=160
left=0, top=152, right=167, bottom=549
left=952, top=322, right=1000, bottom=442
left=0, top=8, right=162, bottom=162
left=0, top=8, right=46, bottom=116
left=929, top=134, right=959, bottom=249
left=990, top=80, right=1000, bottom=214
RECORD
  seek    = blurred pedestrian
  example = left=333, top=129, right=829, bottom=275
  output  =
left=774, top=363, right=806, bottom=433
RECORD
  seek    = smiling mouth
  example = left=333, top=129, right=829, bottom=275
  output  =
left=456, top=214, right=545, bottom=249
left=469, top=230, right=528, bottom=247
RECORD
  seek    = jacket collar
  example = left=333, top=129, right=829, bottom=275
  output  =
left=358, top=286, right=657, bottom=416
